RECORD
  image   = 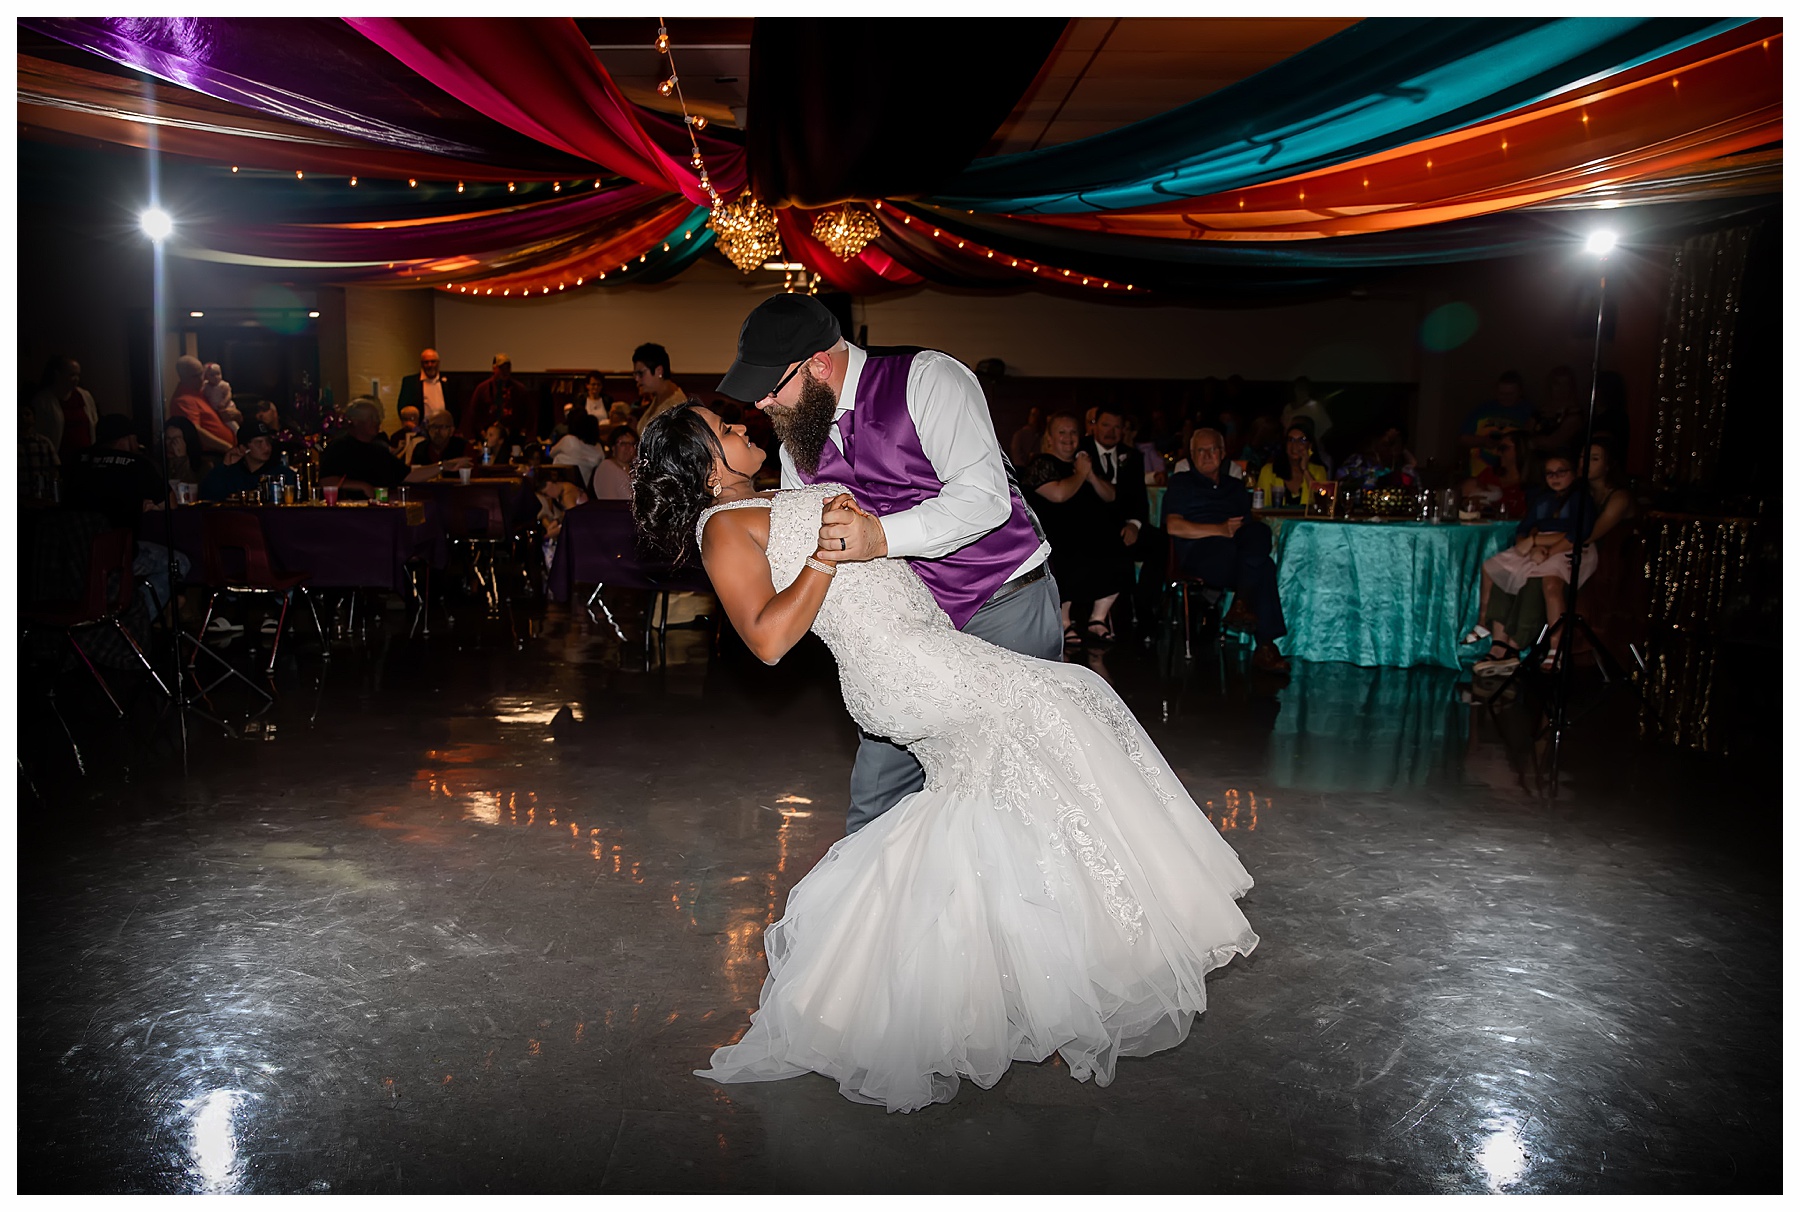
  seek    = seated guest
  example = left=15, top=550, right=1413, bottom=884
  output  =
left=409, top=412, right=469, bottom=466
left=163, top=416, right=213, bottom=488
left=1459, top=370, right=1534, bottom=477
left=536, top=477, right=590, bottom=567
left=200, top=419, right=290, bottom=501
left=549, top=412, right=605, bottom=491
left=1163, top=427, right=1290, bottom=674
left=590, top=425, right=637, bottom=500
left=390, top=405, right=424, bottom=460
left=29, top=354, right=98, bottom=460
left=1254, top=423, right=1330, bottom=506
left=1337, top=424, right=1420, bottom=491
left=1023, top=412, right=1133, bottom=648
left=322, top=397, right=468, bottom=498
left=169, top=355, right=237, bottom=457
left=607, top=399, right=634, bottom=430
left=1460, top=429, right=1531, bottom=517
left=20, top=402, right=60, bottom=506
left=67, top=414, right=188, bottom=616
left=478, top=421, right=514, bottom=466
left=1471, top=442, right=1633, bottom=672
left=632, top=342, right=690, bottom=432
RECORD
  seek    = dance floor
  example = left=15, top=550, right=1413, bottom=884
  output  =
left=16, top=598, right=1780, bottom=1193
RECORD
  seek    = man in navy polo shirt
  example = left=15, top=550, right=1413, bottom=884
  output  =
left=1162, top=427, right=1290, bottom=674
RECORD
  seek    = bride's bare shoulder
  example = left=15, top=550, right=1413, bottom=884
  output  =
left=699, top=500, right=772, bottom=552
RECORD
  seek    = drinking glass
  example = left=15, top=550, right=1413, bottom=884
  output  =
left=322, top=484, right=340, bottom=505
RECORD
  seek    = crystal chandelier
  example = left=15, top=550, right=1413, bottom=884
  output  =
left=811, top=205, right=881, bottom=260
left=708, top=192, right=781, bottom=273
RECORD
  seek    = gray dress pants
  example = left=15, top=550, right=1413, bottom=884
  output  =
left=845, top=568, right=1065, bottom=833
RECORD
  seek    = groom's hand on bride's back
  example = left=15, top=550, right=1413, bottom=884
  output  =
left=817, top=493, right=888, bottom=563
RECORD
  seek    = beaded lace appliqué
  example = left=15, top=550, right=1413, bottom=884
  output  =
left=724, top=485, right=1179, bottom=941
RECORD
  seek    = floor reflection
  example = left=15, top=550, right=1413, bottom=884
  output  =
left=1269, top=662, right=1467, bottom=792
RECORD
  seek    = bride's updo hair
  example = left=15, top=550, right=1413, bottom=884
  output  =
left=631, top=402, right=723, bottom=564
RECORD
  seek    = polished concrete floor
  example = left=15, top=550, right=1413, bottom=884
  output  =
left=16, top=592, right=1782, bottom=1193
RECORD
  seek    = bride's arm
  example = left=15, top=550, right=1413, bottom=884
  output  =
left=700, top=511, right=835, bottom=665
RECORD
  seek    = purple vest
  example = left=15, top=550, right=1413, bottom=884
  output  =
left=797, top=351, right=1042, bottom=629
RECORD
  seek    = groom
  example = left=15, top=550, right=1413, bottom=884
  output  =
left=719, top=294, right=1064, bottom=834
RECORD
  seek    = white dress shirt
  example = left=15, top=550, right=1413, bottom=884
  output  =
left=779, top=344, right=1048, bottom=579
left=550, top=434, right=606, bottom=488
left=420, top=375, right=446, bottom=417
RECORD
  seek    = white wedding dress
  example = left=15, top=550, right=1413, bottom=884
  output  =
left=695, top=485, right=1258, bottom=1112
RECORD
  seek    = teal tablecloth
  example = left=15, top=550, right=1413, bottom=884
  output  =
left=1273, top=519, right=1514, bottom=669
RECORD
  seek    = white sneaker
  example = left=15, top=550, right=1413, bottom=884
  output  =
left=206, top=617, right=245, bottom=634
left=259, top=618, right=281, bottom=636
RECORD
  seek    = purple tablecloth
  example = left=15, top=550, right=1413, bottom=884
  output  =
left=545, top=500, right=710, bottom=604
left=143, top=504, right=443, bottom=591
left=403, top=479, right=540, bottom=538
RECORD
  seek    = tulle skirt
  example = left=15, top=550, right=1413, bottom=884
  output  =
left=697, top=681, right=1258, bottom=1113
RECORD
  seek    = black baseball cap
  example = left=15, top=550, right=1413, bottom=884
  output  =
left=239, top=419, right=279, bottom=443
left=716, top=294, right=841, bottom=402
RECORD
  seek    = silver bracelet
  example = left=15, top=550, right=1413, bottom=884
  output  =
left=804, top=556, right=836, bottom=578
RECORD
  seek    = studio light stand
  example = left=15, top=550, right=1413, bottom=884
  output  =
left=1490, top=229, right=1653, bottom=795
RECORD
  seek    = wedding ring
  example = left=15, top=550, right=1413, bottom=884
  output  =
left=839, top=537, right=847, bottom=551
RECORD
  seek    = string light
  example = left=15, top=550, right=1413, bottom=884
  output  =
left=508, top=182, right=516, bottom=192
left=350, top=176, right=358, bottom=186
left=655, top=19, right=722, bottom=208
left=554, top=182, right=561, bottom=192
left=295, top=170, right=304, bottom=179
left=457, top=182, right=464, bottom=193
left=230, top=166, right=238, bottom=173
left=408, top=178, right=417, bottom=187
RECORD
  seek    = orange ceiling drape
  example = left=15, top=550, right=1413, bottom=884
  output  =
left=1020, top=21, right=1781, bottom=242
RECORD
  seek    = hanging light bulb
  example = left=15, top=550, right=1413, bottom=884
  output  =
left=659, top=74, right=678, bottom=97
left=408, top=178, right=417, bottom=187
left=457, top=182, right=464, bottom=193
left=295, top=170, right=304, bottom=180
left=349, top=176, right=357, bottom=186
left=655, top=25, right=669, bottom=52
left=553, top=182, right=562, bottom=192
left=690, top=114, right=707, bottom=131
left=507, top=182, right=516, bottom=192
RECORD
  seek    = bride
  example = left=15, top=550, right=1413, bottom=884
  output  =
left=633, top=403, right=1259, bottom=1113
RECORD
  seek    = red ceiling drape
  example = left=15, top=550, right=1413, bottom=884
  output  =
left=345, top=17, right=745, bottom=207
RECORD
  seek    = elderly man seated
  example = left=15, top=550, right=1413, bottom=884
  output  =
left=1161, top=427, right=1291, bottom=674
left=322, top=397, right=469, bottom=498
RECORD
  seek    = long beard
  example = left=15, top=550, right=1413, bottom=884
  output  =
left=765, top=371, right=839, bottom=477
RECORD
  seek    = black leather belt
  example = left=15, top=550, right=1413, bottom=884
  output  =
left=985, top=562, right=1048, bottom=606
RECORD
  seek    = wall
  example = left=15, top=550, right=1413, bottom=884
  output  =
left=344, top=287, right=437, bottom=422
left=431, top=257, right=1422, bottom=382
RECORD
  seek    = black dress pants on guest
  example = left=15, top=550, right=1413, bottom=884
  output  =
left=1175, top=519, right=1287, bottom=644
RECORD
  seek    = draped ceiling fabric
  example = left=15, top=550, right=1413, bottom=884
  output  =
left=930, top=17, right=1759, bottom=213
left=747, top=18, right=1068, bottom=208
left=13, top=16, right=1782, bottom=301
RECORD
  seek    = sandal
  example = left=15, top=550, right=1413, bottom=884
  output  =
left=1083, top=621, right=1115, bottom=646
left=1471, top=641, right=1519, bottom=677
left=1063, top=625, right=1082, bottom=648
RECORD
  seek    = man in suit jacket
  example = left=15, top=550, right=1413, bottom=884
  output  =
left=396, top=348, right=456, bottom=427
left=1081, top=404, right=1166, bottom=631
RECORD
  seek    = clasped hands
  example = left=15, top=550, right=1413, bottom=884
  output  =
left=814, top=492, right=887, bottom=563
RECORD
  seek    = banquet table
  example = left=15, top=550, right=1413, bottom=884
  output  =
left=1271, top=518, right=1515, bottom=669
left=402, top=477, right=541, bottom=537
left=144, top=502, right=444, bottom=591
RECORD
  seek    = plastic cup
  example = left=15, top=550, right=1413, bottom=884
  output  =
left=322, top=484, right=340, bottom=505
left=458, top=467, right=471, bottom=484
